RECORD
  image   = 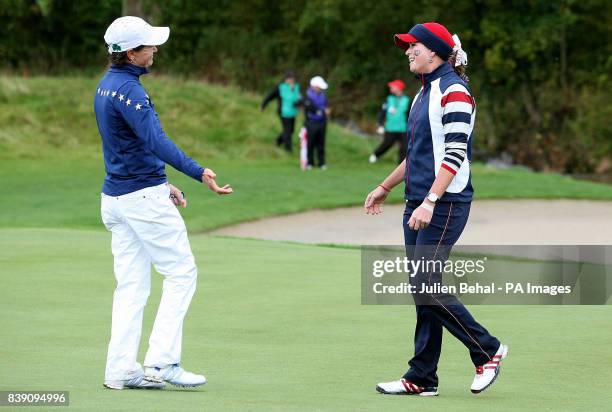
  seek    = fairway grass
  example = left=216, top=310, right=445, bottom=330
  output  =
left=1, top=155, right=612, bottom=232
left=1, top=228, right=610, bottom=411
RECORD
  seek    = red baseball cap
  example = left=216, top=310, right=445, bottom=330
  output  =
left=394, top=22, right=455, bottom=60
left=387, top=80, right=405, bottom=91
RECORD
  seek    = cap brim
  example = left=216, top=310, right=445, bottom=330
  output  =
left=144, top=26, right=170, bottom=46
left=311, top=81, right=328, bottom=90
left=394, top=33, right=418, bottom=50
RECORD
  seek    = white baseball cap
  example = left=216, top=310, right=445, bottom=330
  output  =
left=104, top=16, right=169, bottom=54
left=310, top=76, right=328, bottom=90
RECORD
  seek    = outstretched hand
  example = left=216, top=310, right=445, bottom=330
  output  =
left=202, top=168, right=233, bottom=195
left=364, top=186, right=389, bottom=215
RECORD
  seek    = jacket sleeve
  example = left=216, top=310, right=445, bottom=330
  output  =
left=302, top=96, right=316, bottom=115
left=261, top=85, right=280, bottom=110
left=376, top=101, right=388, bottom=126
left=440, top=84, right=475, bottom=175
left=114, top=81, right=205, bottom=182
left=400, top=96, right=410, bottom=116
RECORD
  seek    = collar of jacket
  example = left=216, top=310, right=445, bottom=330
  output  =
left=307, top=87, right=325, bottom=101
left=109, top=63, right=149, bottom=77
left=416, top=62, right=453, bottom=85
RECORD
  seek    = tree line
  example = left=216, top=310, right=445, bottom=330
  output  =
left=1, top=0, right=610, bottom=173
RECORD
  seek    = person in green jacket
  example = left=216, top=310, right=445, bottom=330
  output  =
left=261, top=70, right=301, bottom=152
left=369, top=79, right=410, bottom=164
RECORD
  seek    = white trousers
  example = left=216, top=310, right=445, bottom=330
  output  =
left=101, top=183, right=198, bottom=381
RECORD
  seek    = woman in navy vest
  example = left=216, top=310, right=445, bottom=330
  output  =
left=364, top=22, right=508, bottom=397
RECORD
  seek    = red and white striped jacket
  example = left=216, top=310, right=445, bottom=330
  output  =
left=405, top=63, right=475, bottom=202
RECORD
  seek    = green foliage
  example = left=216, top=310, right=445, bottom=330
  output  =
left=0, top=0, right=120, bottom=71
left=472, top=0, right=612, bottom=173
left=0, top=0, right=610, bottom=172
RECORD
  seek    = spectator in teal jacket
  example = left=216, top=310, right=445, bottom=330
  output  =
left=261, top=70, right=301, bottom=152
left=369, top=80, right=410, bottom=164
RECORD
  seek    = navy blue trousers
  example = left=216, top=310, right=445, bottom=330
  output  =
left=402, top=200, right=500, bottom=387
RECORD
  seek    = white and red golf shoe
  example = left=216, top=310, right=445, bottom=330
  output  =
left=376, top=378, right=439, bottom=396
left=471, top=343, right=509, bottom=394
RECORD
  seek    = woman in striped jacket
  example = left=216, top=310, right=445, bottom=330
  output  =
left=364, top=22, right=508, bottom=397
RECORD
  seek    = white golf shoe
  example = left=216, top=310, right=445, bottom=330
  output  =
left=376, top=378, right=438, bottom=396
left=369, top=154, right=378, bottom=163
left=104, top=373, right=165, bottom=390
left=145, top=364, right=206, bottom=388
left=471, top=343, right=508, bottom=394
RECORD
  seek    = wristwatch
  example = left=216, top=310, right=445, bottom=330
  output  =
left=426, top=192, right=439, bottom=203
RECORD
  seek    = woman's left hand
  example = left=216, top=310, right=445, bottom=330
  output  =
left=364, top=186, right=389, bottom=215
left=168, top=183, right=187, bottom=208
left=408, top=204, right=433, bottom=230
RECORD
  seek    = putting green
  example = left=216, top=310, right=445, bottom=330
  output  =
left=1, top=228, right=610, bottom=411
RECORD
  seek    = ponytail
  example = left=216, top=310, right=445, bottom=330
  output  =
left=450, top=34, right=469, bottom=83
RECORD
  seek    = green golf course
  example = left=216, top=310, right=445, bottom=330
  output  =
left=1, top=76, right=611, bottom=411
left=2, top=229, right=611, bottom=411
